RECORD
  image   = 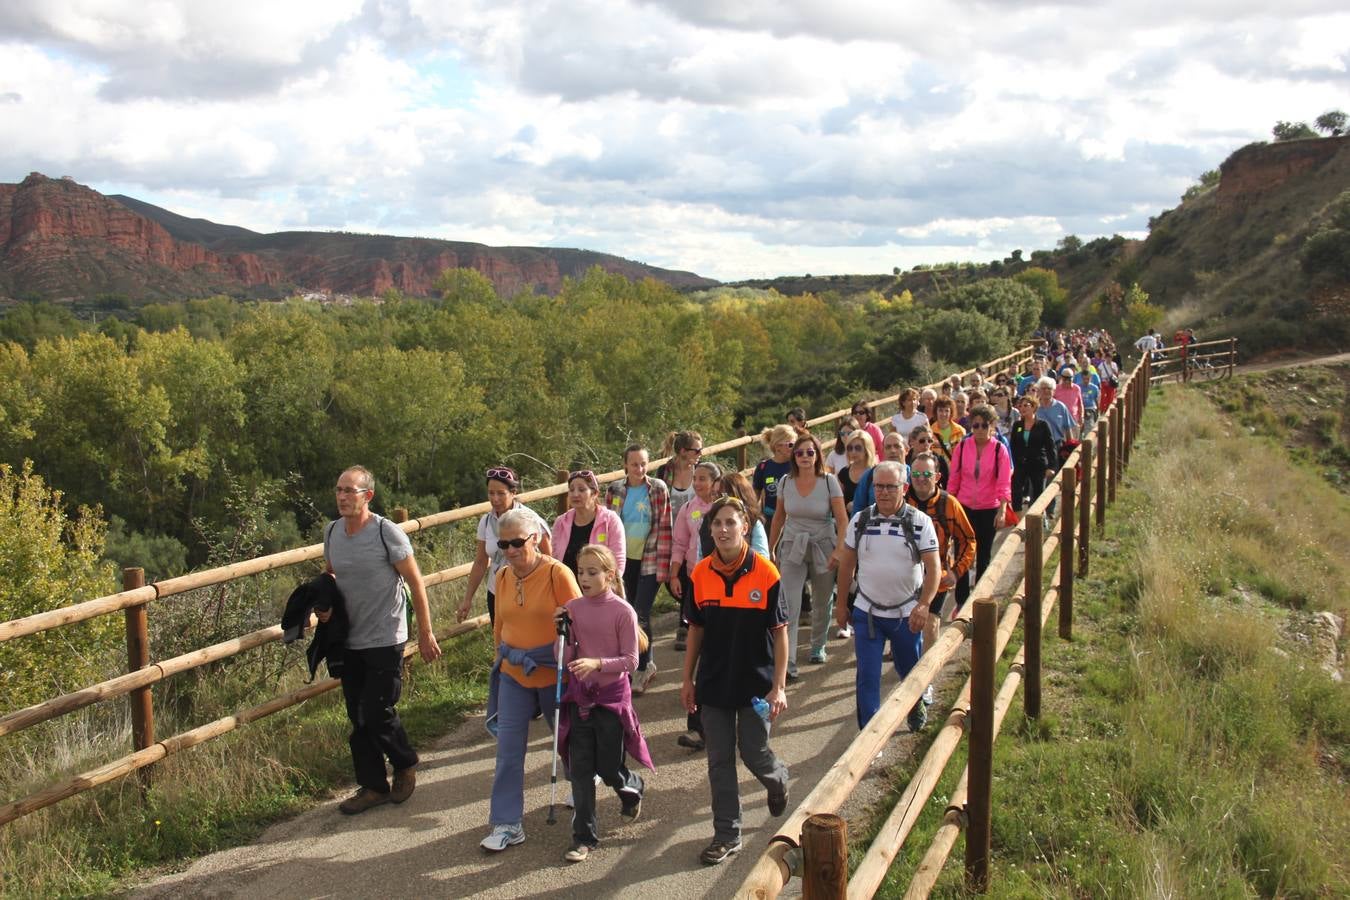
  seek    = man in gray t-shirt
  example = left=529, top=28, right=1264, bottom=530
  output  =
left=322, top=465, right=442, bottom=815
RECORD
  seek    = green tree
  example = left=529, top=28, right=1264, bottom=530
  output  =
left=1182, top=169, right=1220, bottom=202
left=1301, top=189, right=1350, bottom=283
left=26, top=333, right=199, bottom=532
left=1273, top=120, right=1317, bottom=141
left=1314, top=110, right=1347, bottom=137
left=1013, top=267, right=1069, bottom=327
left=1056, top=235, right=1082, bottom=253
left=0, top=301, right=86, bottom=350
left=1121, top=283, right=1165, bottom=337
left=434, top=267, right=501, bottom=307
left=930, top=277, right=1041, bottom=341
left=0, top=461, right=118, bottom=707
left=0, top=342, right=41, bottom=455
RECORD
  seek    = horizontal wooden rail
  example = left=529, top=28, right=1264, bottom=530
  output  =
left=0, top=345, right=1036, bottom=647
left=0, top=614, right=489, bottom=828
left=848, top=554, right=1063, bottom=899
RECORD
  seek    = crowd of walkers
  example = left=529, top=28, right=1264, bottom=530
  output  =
left=307, top=330, right=1123, bottom=870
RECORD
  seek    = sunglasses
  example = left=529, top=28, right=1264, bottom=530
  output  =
left=914, top=437, right=933, bottom=444
left=971, top=422, right=991, bottom=430
left=569, top=469, right=596, bottom=481
left=847, top=444, right=864, bottom=451
left=874, top=483, right=901, bottom=492
left=794, top=448, right=817, bottom=457
left=496, top=537, right=531, bottom=549
left=486, top=467, right=516, bottom=483
left=910, top=471, right=936, bottom=479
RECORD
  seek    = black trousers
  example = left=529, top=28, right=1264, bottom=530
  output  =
left=1012, top=468, right=1045, bottom=512
left=341, top=644, right=418, bottom=794
left=567, top=705, right=643, bottom=846
left=954, top=508, right=999, bottom=610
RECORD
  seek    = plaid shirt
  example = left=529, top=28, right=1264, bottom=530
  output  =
left=605, top=476, right=673, bottom=581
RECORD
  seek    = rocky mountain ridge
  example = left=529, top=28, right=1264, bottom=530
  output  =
left=0, top=174, right=716, bottom=301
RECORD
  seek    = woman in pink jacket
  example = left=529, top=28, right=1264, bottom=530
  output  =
left=552, top=470, right=627, bottom=582
left=947, top=405, right=1013, bottom=610
left=669, top=460, right=723, bottom=647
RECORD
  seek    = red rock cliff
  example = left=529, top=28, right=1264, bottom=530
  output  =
left=1217, top=136, right=1350, bottom=207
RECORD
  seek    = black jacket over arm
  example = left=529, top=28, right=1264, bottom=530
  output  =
left=281, top=574, right=349, bottom=681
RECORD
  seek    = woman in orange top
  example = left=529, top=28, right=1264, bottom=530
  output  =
left=481, top=508, right=581, bottom=853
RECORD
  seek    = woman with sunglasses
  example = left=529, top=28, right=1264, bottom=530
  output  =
left=768, top=434, right=847, bottom=672
left=946, top=405, right=1013, bottom=610
left=654, top=431, right=704, bottom=522
left=457, top=466, right=552, bottom=625
left=850, top=400, right=885, bottom=459
left=551, top=470, right=627, bottom=581
left=989, top=386, right=1017, bottom=435
left=754, top=424, right=797, bottom=526
left=824, top=416, right=860, bottom=475
left=837, top=430, right=876, bottom=513
left=905, top=426, right=950, bottom=488
left=480, top=509, right=581, bottom=852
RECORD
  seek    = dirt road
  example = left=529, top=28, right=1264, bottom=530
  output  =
left=131, top=609, right=962, bottom=899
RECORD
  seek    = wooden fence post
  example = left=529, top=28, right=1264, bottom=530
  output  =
left=1122, top=386, right=1133, bottom=469
left=392, top=507, right=409, bottom=524
left=802, top=813, right=848, bottom=899
left=1078, top=438, right=1091, bottom=576
left=1096, top=419, right=1107, bottom=533
left=966, top=597, right=997, bottom=892
left=554, top=470, right=569, bottom=516
left=1228, top=337, right=1236, bottom=379
left=123, top=567, right=154, bottom=789
left=1110, top=406, right=1122, bottom=502
left=1058, top=465, right=1075, bottom=641
left=1023, top=513, right=1043, bottom=719
left=737, top=429, right=748, bottom=472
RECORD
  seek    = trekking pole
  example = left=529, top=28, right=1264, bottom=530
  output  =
left=546, top=611, right=570, bottom=825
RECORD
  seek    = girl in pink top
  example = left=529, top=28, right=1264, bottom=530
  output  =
left=669, top=460, right=722, bottom=654
left=552, top=470, right=627, bottom=580
left=558, top=544, right=652, bottom=862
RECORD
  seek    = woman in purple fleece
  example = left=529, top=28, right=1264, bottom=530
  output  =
left=556, top=544, right=655, bottom=863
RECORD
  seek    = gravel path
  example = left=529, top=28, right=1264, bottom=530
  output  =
left=130, top=535, right=1034, bottom=900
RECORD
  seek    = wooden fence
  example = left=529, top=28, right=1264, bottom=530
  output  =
left=736, top=350, right=1158, bottom=899
left=0, top=346, right=1037, bottom=828
left=1145, top=337, right=1237, bottom=383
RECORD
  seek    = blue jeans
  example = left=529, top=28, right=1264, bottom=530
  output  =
left=851, top=605, right=923, bottom=729
left=489, top=673, right=559, bottom=825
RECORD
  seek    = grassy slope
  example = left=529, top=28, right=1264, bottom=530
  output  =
left=856, top=371, right=1350, bottom=897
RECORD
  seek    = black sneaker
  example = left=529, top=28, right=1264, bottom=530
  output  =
left=767, top=781, right=788, bottom=817
left=620, top=793, right=642, bottom=822
left=673, top=625, right=688, bottom=652
left=700, top=839, right=743, bottom=865
left=677, top=733, right=705, bottom=751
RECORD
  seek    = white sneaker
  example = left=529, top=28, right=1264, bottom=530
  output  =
left=480, top=823, right=525, bottom=852
left=923, top=684, right=935, bottom=705
left=564, top=791, right=574, bottom=809
left=836, top=624, right=853, bottom=639
left=634, top=661, right=658, bottom=695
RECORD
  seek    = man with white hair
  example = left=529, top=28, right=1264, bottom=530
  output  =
left=835, top=461, right=941, bottom=732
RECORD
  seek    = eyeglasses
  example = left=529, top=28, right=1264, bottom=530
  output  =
left=794, top=448, right=817, bottom=457
left=486, top=467, right=516, bottom=483
left=497, top=537, right=530, bottom=549
left=335, top=486, right=369, bottom=495
left=914, top=437, right=933, bottom=444
left=873, top=483, right=902, bottom=492
left=910, top=471, right=936, bottom=479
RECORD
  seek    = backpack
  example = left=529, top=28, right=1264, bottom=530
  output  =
left=953, top=435, right=1004, bottom=483
left=851, top=503, right=925, bottom=565
left=325, top=515, right=413, bottom=625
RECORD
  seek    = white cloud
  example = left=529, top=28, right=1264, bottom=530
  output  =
left=2, top=1, right=1348, bottom=283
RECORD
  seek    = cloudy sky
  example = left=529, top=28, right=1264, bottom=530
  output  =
left=1, top=1, right=1347, bottom=281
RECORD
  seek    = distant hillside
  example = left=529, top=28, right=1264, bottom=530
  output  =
left=0, top=173, right=718, bottom=302
left=729, top=137, right=1350, bottom=357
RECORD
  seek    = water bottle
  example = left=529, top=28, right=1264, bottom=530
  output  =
left=751, top=696, right=772, bottom=730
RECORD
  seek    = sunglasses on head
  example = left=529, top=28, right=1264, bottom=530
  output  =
left=496, top=537, right=531, bottom=549
left=486, top=467, right=516, bottom=483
